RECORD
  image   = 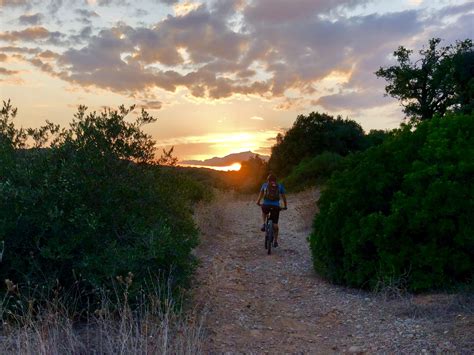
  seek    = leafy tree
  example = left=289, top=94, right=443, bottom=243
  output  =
left=376, top=38, right=473, bottom=121
left=453, top=49, right=474, bottom=114
left=268, top=112, right=365, bottom=177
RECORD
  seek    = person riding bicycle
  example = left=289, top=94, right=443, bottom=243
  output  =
left=256, top=173, right=287, bottom=247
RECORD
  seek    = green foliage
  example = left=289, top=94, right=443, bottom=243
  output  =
left=268, top=112, right=365, bottom=177
left=282, top=152, right=343, bottom=191
left=0, top=101, right=203, bottom=308
left=310, top=112, right=474, bottom=292
left=376, top=38, right=474, bottom=121
left=364, top=129, right=391, bottom=149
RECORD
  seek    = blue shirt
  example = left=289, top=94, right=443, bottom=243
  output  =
left=261, top=182, right=286, bottom=206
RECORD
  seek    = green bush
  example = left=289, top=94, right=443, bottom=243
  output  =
left=282, top=152, right=343, bottom=191
left=310, top=112, right=474, bottom=292
left=0, top=102, right=204, bottom=308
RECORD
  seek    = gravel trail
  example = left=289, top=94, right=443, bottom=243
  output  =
left=192, top=190, right=473, bottom=354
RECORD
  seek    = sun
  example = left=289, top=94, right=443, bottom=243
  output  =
left=227, top=163, right=242, bottom=171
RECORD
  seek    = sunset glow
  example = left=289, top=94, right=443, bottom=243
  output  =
left=180, top=162, right=242, bottom=171
left=1, top=0, right=472, bottom=163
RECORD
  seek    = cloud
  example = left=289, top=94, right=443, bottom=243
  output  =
left=316, top=90, right=394, bottom=111
left=0, top=67, right=19, bottom=75
left=18, top=13, right=43, bottom=25
left=0, top=53, right=7, bottom=61
left=0, top=26, right=50, bottom=42
left=0, top=0, right=28, bottom=7
left=38, top=49, right=59, bottom=59
left=250, top=116, right=263, bottom=120
left=243, top=0, right=368, bottom=23
left=157, top=0, right=179, bottom=4
left=0, top=45, right=40, bottom=54
left=0, top=26, right=66, bottom=45
left=74, top=9, right=100, bottom=24
left=173, top=1, right=202, bottom=16
left=5, top=0, right=472, bottom=115
left=32, top=5, right=422, bottom=103
left=141, top=100, right=162, bottom=110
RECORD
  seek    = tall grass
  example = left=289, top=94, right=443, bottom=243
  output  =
left=0, top=279, right=205, bottom=354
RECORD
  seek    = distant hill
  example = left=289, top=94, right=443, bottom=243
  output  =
left=180, top=151, right=269, bottom=167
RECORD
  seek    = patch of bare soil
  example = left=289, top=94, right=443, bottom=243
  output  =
left=192, top=189, right=474, bottom=354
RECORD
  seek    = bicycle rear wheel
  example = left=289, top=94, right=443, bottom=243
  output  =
left=267, top=220, right=273, bottom=255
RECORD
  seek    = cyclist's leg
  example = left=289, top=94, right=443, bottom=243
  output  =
left=270, top=207, right=280, bottom=244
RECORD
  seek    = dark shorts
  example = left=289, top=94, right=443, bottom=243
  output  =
left=261, top=204, right=280, bottom=224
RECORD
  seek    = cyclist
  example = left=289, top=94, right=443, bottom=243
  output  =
left=256, top=173, right=287, bottom=247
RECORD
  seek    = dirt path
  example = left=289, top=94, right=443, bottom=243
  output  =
left=192, top=190, right=473, bottom=354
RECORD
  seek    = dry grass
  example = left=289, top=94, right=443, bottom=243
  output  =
left=193, top=189, right=231, bottom=239
left=373, top=274, right=474, bottom=321
left=292, top=187, right=320, bottom=232
left=0, top=280, right=205, bottom=355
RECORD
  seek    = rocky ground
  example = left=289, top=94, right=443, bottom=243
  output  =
left=192, top=189, right=474, bottom=354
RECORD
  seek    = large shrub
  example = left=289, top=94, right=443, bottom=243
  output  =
left=0, top=102, right=204, bottom=307
left=310, top=112, right=474, bottom=292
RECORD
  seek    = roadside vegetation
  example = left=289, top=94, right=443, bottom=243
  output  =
left=0, top=101, right=208, bottom=351
left=272, top=38, right=474, bottom=292
left=311, top=112, right=473, bottom=291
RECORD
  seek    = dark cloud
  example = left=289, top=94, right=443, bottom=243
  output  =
left=0, top=45, right=40, bottom=54
left=316, top=90, right=394, bottom=111
left=69, top=25, right=95, bottom=44
left=243, top=0, right=368, bottom=23
left=433, top=2, right=474, bottom=19
left=0, top=53, right=7, bottom=61
left=154, top=0, right=179, bottom=4
left=75, top=9, right=100, bottom=24
left=18, top=13, right=43, bottom=25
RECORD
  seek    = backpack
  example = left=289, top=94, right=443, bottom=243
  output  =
left=264, top=181, right=280, bottom=201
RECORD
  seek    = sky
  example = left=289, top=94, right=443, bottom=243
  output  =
left=1, top=0, right=473, bottom=162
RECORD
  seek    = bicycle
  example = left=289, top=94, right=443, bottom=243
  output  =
left=259, top=205, right=287, bottom=255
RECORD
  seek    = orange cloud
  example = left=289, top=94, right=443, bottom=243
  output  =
left=0, top=26, right=50, bottom=42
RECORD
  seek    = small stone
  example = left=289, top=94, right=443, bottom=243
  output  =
left=348, top=345, right=362, bottom=353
